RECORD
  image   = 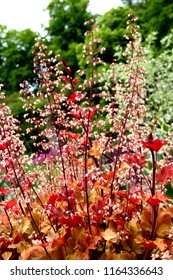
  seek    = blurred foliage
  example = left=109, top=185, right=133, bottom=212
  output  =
left=45, top=0, right=94, bottom=72
left=0, top=26, right=38, bottom=94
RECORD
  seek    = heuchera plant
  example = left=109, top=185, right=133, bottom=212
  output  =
left=0, top=16, right=172, bottom=260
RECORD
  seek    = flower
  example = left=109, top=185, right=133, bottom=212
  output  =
left=142, top=133, right=168, bottom=152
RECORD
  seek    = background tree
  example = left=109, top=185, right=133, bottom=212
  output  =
left=45, top=0, right=94, bottom=72
left=0, top=27, right=37, bottom=94
left=123, top=0, right=173, bottom=51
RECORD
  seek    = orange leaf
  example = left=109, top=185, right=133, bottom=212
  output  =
left=103, top=171, right=114, bottom=181
left=156, top=164, right=173, bottom=185
left=141, top=239, right=157, bottom=249
left=89, top=140, right=104, bottom=159
left=52, top=236, right=65, bottom=248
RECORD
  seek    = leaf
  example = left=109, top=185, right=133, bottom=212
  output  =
left=2, top=251, right=12, bottom=260
left=141, top=239, right=157, bottom=249
left=142, top=133, right=168, bottom=152
left=47, top=194, right=59, bottom=205
left=154, top=238, right=168, bottom=251
left=147, top=197, right=163, bottom=206
left=124, top=218, right=142, bottom=238
left=52, top=236, right=65, bottom=248
left=155, top=208, right=172, bottom=238
left=102, top=171, right=115, bottom=181
left=41, top=225, right=51, bottom=233
left=19, top=245, right=47, bottom=260
left=0, top=141, right=8, bottom=150
left=156, top=165, right=173, bottom=185
left=141, top=207, right=152, bottom=232
left=18, top=217, right=32, bottom=234
left=67, top=92, right=83, bottom=102
left=84, top=106, right=96, bottom=120
left=59, top=214, right=82, bottom=227
left=101, top=228, right=118, bottom=241
left=65, top=132, right=80, bottom=140
left=89, top=140, right=105, bottom=159
left=5, top=200, right=17, bottom=210
left=0, top=188, right=10, bottom=195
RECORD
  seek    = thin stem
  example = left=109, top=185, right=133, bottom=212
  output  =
left=149, top=149, right=159, bottom=241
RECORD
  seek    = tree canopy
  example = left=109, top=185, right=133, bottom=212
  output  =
left=0, top=26, right=37, bottom=94
left=45, top=0, right=94, bottom=71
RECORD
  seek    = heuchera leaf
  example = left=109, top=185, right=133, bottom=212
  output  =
left=141, top=239, right=157, bottom=249
left=59, top=214, right=82, bottom=227
left=147, top=194, right=170, bottom=206
left=0, top=141, right=8, bottom=150
left=124, top=153, right=147, bottom=167
left=142, top=133, right=168, bottom=152
left=67, top=92, right=83, bottom=103
left=47, top=194, right=59, bottom=206
left=64, top=132, right=80, bottom=140
left=0, top=188, right=10, bottom=195
left=86, top=106, right=96, bottom=120
left=101, top=228, right=118, bottom=241
left=147, top=197, right=163, bottom=206
left=5, top=200, right=17, bottom=210
left=52, top=236, right=65, bottom=248
left=70, top=110, right=81, bottom=119
left=89, top=140, right=105, bottom=159
left=156, top=165, right=173, bottom=185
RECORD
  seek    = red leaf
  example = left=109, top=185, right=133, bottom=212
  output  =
left=52, top=236, right=65, bottom=248
left=142, top=133, right=168, bottom=152
left=59, top=214, right=82, bottom=227
left=156, top=165, right=173, bottom=185
left=141, top=239, right=157, bottom=249
left=147, top=194, right=170, bottom=206
left=85, top=106, right=96, bottom=120
left=0, top=141, right=8, bottom=150
left=147, top=197, right=162, bottom=206
left=68, top=92, right=82, bottom=103
left=47, top=194, right=59, bottom=206
left=0, top=188, right=10, bottom=195
left=124, top=153, right=147, bottom=167
left=5, top=200, right=17, bottom=210
left=65, top=132, right=80, bottom=140
left=116, top=190, right=128, bottom=199
left=72, top=78, right=79, bottom=86
left=70, top=110, right=81, bottom=119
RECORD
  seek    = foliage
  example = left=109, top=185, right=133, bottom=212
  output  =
left=0, top=26, right=38, bottom=94
left=0, top=17, right=172, bottom=260
left=144, top=31, right=173, bottom=126
left=45, top=0, right=94, bottom=72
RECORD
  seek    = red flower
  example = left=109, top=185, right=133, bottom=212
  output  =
left=142, top=133, right=168, bottom=152
left=0, top=141, right=8, bottom=150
